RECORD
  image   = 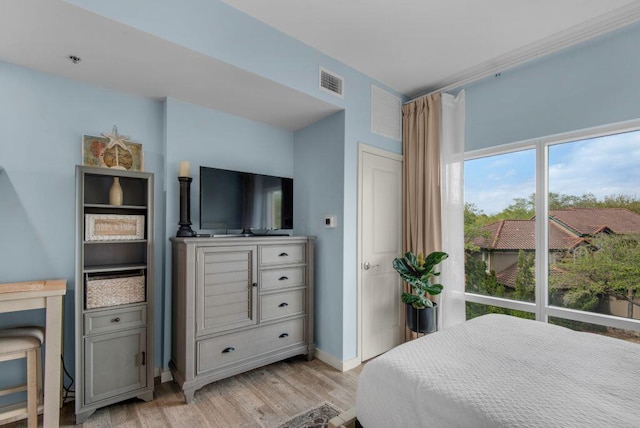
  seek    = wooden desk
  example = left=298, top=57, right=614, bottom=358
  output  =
left=0, top=279, right=67, bottom=428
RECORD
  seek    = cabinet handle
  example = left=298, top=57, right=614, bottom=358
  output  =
left=252, top=282, right=258, bottom=288
left=278, top=276, right=289, bottom=281
left=112, top=317, right=121, bottom=323
left=279, top=333, right=289, bottom=339
left=141, top=351, right=146, bottom=366
left=222, top=347, right=235, bottom=354
left=278, top=252, right=288, bottom=257
left=278, top=302, right=289, bottom=307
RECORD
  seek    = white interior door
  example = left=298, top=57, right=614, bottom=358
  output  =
left=359, top=146, right=403, bottom=361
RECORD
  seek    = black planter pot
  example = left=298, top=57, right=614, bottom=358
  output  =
left=405, top=302, right=437, bottom=334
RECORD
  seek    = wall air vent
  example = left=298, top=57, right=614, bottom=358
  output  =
left=371, top=85, right=402, bottom=141
left=319, top=67, right=344, bottom=98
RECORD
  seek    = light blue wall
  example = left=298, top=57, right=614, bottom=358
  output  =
left=464, top=21, right=640, bottom=151
left=0, top=60, right=165, bottom=394
left=294, top=111, right=346, bottom=358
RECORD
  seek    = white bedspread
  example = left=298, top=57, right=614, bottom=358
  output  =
left=356, top=314, right=640, bottom=428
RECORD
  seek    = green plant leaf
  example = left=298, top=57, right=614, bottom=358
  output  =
left=394, top=250, right=448, bottom=309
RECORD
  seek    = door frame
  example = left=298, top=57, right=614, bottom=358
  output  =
left=357, top=142, right=403, bottom=364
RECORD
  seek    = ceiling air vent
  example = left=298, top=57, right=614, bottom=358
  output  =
left=319, top=67, right=344, bottom=98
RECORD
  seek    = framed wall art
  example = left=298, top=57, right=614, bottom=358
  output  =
left=82, top=126, right=143, bottom=171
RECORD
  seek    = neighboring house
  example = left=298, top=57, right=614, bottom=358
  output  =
left=472, top=207, right=640, bottom=319
left=474, top=208, right=640, bottom=289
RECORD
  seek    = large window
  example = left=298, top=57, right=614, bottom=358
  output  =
left=464, top=149, right=536, bottom=305
left=464, top=124, right=640, bottom=341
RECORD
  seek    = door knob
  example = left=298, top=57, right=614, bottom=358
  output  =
left=363, top=262, right=380, bottom=270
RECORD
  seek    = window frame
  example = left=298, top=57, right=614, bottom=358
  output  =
left=463, top=119, right=640, bottom=334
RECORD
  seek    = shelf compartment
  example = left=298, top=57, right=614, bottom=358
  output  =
left=83, top=241, right=147, bottom=268
left=84, top=174, right=148, bottom=206
left=85, top=270, right=146, bottom=309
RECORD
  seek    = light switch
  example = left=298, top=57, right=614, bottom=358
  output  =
left=324, top=215, right=337, bottom=228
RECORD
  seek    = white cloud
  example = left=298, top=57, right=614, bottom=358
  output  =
left=465, top=131, right=640, bottom=215
left=548, top=133, right=640, bottom=199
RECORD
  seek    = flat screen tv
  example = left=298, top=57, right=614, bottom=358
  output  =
left=199, top=166, right=293, bottom=234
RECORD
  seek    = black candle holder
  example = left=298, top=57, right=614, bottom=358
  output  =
left=176, top=176, right=196, bottom=237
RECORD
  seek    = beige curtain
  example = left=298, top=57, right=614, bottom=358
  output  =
left=401, top=93, right=442, bottom=340
left=402, top=93, right=442, bottom=255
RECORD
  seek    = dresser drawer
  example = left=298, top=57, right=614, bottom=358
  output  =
left=259, top=244, right=305, bottom=266
left=196, top=318, right=305, bottom=374
left=260, top=266, right=305, bottom=291
left=260, top=289, right=305, bottom=322
left=84, top=305, right=146, bottom=336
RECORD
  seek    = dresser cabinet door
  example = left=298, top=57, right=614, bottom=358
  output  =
left=196, top=246, right=258, bottom=336
left=84, top=328, right=147, bottom=404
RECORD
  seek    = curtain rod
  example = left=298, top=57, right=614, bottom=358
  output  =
left=403, top=72, right=490, bottom=105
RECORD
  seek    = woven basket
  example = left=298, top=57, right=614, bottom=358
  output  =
left=86, top=272, right=145, bottom=309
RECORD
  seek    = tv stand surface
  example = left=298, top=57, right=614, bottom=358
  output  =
left=212, top=233, right=291, bottom=238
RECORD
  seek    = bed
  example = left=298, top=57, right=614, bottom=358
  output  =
left=355, top=314, right=640, bottom=428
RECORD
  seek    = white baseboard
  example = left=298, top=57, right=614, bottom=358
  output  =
left=341, top=357, right=361, bottom=372
left=314, top=348, right=361, bottom=372
left=152, top=367, right=173, bottom=383
left=160, top=369, right=173, bottom=383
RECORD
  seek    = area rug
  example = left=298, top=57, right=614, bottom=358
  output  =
left=278, top=403, right=340, bottom=428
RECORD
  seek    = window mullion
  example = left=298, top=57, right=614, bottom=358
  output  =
left=534, top=140, right=549, bottom=322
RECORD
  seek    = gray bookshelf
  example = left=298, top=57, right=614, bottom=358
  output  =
left=74, top=166, right=154, bottom=424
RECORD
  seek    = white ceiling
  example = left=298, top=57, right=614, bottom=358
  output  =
left=0, top=0, right=341, bottom=131
left=222, top=0, right=640, bottom=97
left=2, top=1, right=640, bottom=131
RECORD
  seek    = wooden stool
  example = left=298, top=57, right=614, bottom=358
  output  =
left=0, top=327, right=45, bottom=428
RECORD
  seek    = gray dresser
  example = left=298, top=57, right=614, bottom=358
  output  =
left=170, top=236, right=315, bottom=402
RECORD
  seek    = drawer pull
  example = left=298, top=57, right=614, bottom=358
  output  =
left=141, top=351, right=146, bottom=366
left=279, top=276, right=289, bottom=281
left=222, top=347, right=235, bottom=354
left=279, top=252, right=289, bottom=257
left=279, top=302, right=289, bottom=307
left=279, top=333, right=289, bottom=339
left=112, top=317, right=121, bottom=323
left=252, top=282, right=258, bottom=288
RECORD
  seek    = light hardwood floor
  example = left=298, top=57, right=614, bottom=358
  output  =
left=6, top=357, right=362, bottom=428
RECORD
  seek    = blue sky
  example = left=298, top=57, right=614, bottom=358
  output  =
left=464, top=130, right=640, bottom=215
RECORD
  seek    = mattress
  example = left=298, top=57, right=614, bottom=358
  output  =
left=356, top=314, right=640, bottom=428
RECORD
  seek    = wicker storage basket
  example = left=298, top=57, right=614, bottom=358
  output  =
left=86, top=272, right=145, bottom=309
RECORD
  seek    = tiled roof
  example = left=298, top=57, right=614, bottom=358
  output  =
left=548, top=208, right=640, bottom=236
left=495, top=262, right=566, bottom=289
left=495, top=261, right=518, bottom=289
left=475, top=219, right=584, bottom=251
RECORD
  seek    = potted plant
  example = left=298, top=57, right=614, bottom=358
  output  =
left=392, top=251, right=449, bottom=334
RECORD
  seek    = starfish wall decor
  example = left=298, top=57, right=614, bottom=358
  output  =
left=82, top=126, right=144, bottom=171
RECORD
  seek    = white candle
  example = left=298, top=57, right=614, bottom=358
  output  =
left=179, top=161, right=190, bottom=177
